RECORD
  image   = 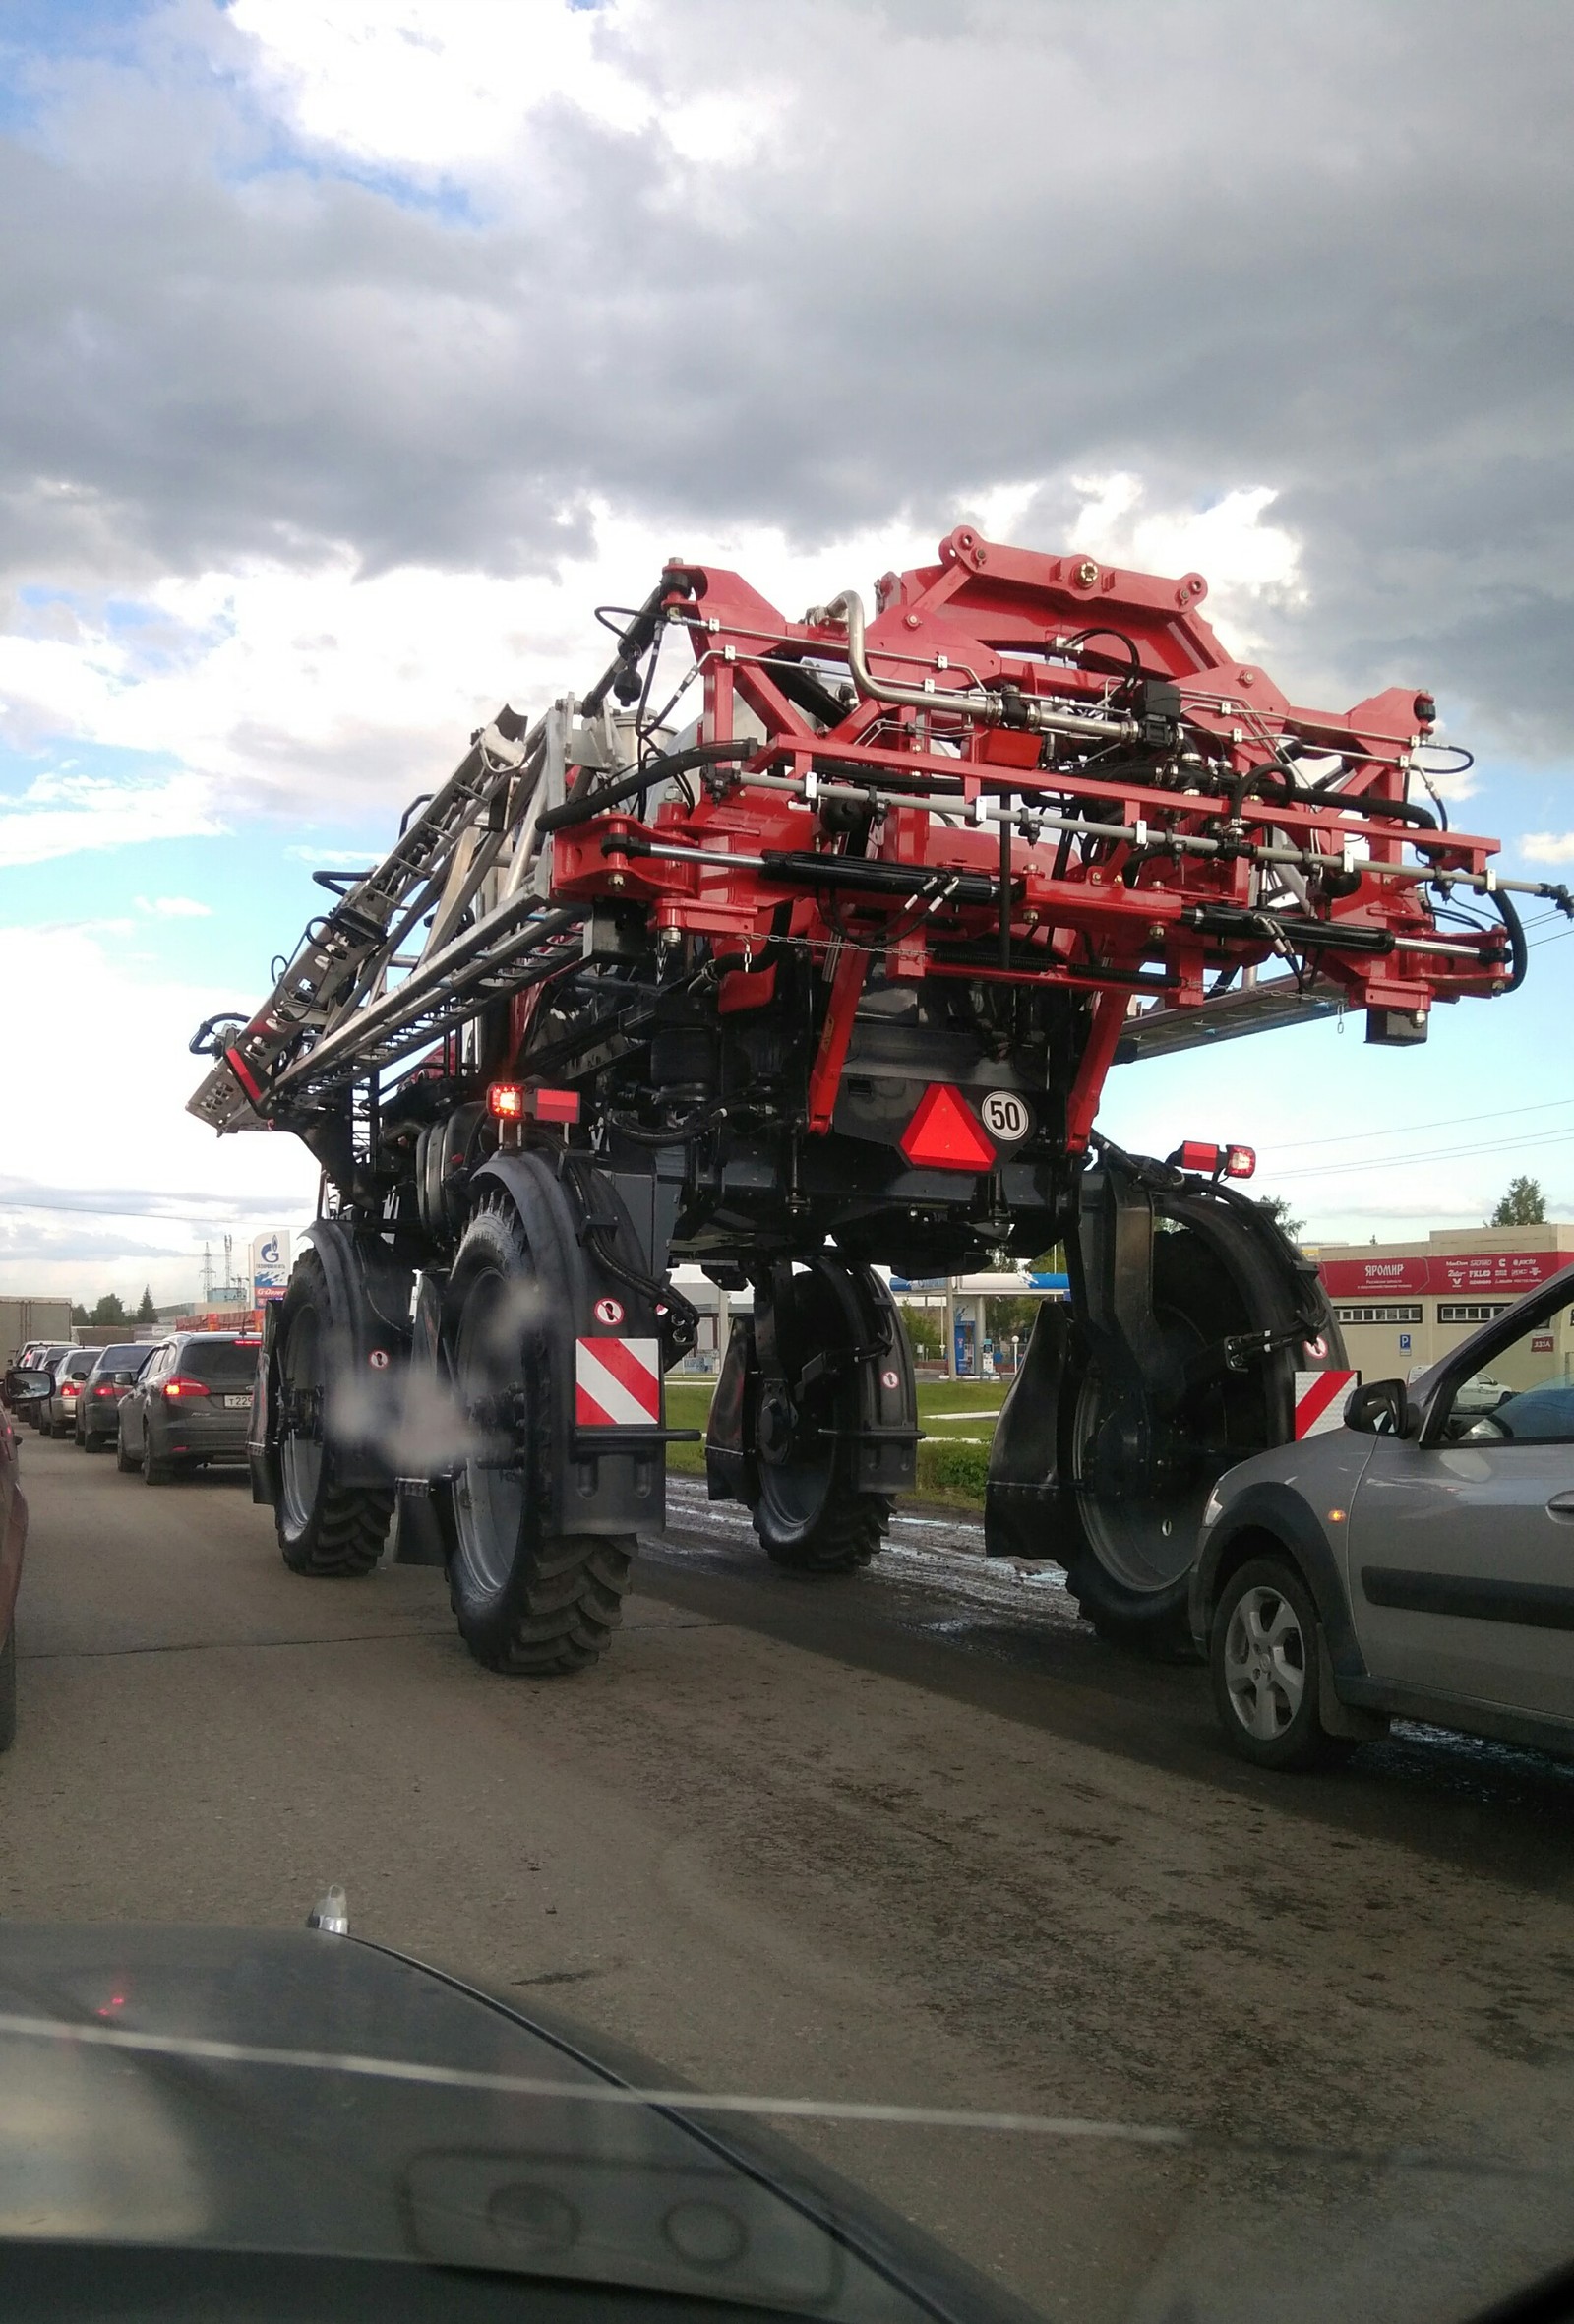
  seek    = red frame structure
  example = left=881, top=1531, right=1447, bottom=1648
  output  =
left=551, top=526, right=1508, bottom=1152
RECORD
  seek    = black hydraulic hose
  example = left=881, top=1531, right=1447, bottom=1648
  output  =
left=536, top=740, right=757, bottom=836
left=761, top=852, right=1004, bottom=907
left=1306, top=778, right=1439, bottom=834
left=578, top=571, right=695, bottom=719
left=1492, top=885, right=1529, bottom=990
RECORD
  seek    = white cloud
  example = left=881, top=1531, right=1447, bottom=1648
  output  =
left=0, top=769, right=223, bottom=868
left=135, top=894, right=212, bottom=918
left=227, top=0, right=779, bottom=185
left=1065, top=475, right=1306, bottom=658
left=0, top=471, right=1485, bottom=852
left=1519, top=831, right=1574, bottom=864
left=0, top=922, right=317, bottom=1304
left=0, top=500, right=951, bottom=823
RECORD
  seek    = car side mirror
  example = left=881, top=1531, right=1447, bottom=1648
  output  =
left=8, top=1369, right=51, bottom=1403
left=1345, top=1377, right=1414, bottom=1438
left=113, top=1372, right=137, bottom=1386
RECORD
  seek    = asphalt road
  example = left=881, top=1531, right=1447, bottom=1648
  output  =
left=5, top=1434, right=1574, bottom=2323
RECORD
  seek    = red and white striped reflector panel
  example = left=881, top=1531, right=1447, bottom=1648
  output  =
left=1293, top=1370, right=1360, bottom=1439
left=575, top=1337, right=661, bottom=1428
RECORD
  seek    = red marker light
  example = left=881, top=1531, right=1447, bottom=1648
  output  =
left=1174, top=1140, right=1222, bottom=1176
left=899, top=1085, right=998, bottom=1172
left=1225, top=1144, right=1256, bottom=1179
left=488, top=1081, right=579, bottom=1125
left=530, top=1087, right=580, bottom=1124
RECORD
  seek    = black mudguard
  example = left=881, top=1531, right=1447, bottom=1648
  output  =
left=257, top=1221, right=412, bottom=1498
left=984, top=1152, right=1344, bottom=1567
left=706, top=1315, right=758, bottom=1505
left=704, top=1258, right=919, bottom=1505
left=451, top=1147, right=669, bottom=1541
left=390, top=1272, right=450, bottom=1565
left=984, top=1300, right=1072, bottom=1560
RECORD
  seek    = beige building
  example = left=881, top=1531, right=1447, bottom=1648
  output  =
left=1305, top=1224, right=1574, bottom=1389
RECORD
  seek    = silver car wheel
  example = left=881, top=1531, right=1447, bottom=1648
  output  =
left=1223, top=1584, right=1307, bottom=1741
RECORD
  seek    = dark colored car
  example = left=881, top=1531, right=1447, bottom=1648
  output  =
left=0, top=1395, right=23, bottom=1750
left=42, top=1345, right=96, bottom=1439
left=0, top=1918, right=1032, bottom=2322
left=74, top=1342, right=149, bottom=1450
left=116, top=1331, right=262, bottom=1482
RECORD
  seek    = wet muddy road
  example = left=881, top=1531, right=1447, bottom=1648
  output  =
left=5, top=1436, right=1574, bottom=2322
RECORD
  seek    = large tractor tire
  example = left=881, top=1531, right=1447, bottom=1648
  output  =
left=274, top=1251, right=394, bottom=1578
left=746, top=1260, right=895, bottom=1576
left=437, top=1195, right=631, bottom=1674
left=1059, top=1187, right=1343, bottom=1656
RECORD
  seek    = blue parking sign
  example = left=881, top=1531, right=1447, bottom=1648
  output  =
left=1399, top=1333, right=1412, bottom=1351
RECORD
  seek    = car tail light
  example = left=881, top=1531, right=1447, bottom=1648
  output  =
left=92, top=1383, right=117, bottom=1397
left=63, top=1379, right=81, bottom=1398
left=162, top=1376, right=211, bottom=1400
left=898, top=1085, right=997, bottom=1171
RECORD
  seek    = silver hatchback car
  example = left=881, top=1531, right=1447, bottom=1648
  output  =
left=1192, top=1262, right=1574, bottom=1770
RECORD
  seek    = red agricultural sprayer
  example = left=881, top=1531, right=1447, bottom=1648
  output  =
left=189, top=529, right=1564, bottom=1665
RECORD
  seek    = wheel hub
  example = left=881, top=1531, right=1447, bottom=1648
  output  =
left=756, top=1384, right=799, bottom=1465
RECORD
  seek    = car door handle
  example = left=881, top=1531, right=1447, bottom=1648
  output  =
left=1546, top=1493, right=1574, bottom=1519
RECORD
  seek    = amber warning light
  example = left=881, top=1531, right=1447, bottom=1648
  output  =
left=1170, top=1139, right=1256, bottom=1180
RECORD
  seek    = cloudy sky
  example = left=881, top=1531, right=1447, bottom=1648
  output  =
left=1, top=0, right=1570, bottom=1300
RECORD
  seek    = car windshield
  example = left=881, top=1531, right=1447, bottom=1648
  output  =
left=6, top=15, right=1574, bottom=2324
left=178, top=1340, right=259, bottom=1383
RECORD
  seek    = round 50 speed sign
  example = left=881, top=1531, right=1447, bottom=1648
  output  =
left=979, top=1091, right=1034, bottom=1144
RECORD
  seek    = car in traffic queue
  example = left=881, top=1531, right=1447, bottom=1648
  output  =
left=74, top=1342, right=151, bottom=1451
left=0, top=1386, right=23, bottom=1750
left=1192, top=1260, right=1574, bottom=1772
left=42, top=1346, right=97, bottom=1440
left=15, top=1345, right=72, bottom=1429
left=116, top=1331, right=263, bottom=1483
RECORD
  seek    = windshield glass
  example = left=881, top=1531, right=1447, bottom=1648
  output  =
left=4, top=13, right=1573, bottom=2324
left=178, top=1340, right=259, bottom=1383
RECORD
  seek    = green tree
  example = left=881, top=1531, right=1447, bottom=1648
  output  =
left=1490, top=1176, right=1546, bottom=1226
left=898, top=1302, right=942, bottom=1358
left=987, top=1295, right=1041, bottom=1342
left=136, top=1284, right=156, bottom=1323
left=90, top=1292, right=129, bottom=1326
left=1257, top=1193, right=1305, bottom=1242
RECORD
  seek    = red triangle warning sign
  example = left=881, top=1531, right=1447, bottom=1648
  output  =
left=899, top=1084, right=998, bottom=1171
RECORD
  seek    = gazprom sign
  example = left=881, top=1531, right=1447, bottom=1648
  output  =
left=251, top=1230, right=291, bottom=1303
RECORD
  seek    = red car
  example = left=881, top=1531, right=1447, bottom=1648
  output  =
left=0, top=1393, right=24, bottom=1749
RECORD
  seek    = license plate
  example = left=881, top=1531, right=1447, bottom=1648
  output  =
left=222, top=1394, right=250, bottom=1410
